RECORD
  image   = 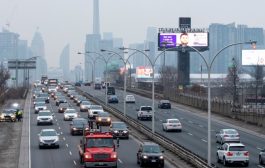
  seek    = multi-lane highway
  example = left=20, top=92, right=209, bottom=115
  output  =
left=79, top=85, right=265, bottom=168
left=29, top=87, right=175, bottom=168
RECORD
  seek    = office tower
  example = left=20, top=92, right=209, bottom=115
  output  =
left=0, top=29, right=19, bottom=61
left=31, top=30, right=47, bottom=79
left=59, top=44, right=70, bottom=81
left=93, top=0, right=100, bottom=34
left=18, top=40, right=29, bottom=59
left=128, top=43, right=145, bottom=68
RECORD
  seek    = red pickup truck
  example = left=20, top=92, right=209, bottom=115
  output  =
left=78, top=132, right=118, bottom=168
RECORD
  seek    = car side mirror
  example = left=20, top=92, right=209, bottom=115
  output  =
left=261, top=149, right=265, bottom=152
left=161, top=150, right=164, bottom=153
left=217, top=146, right=222, bottom=150
left=52, top=113, right=55, bottom=116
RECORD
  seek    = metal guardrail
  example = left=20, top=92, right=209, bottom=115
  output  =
left=76, top=87, right=212, bottom=168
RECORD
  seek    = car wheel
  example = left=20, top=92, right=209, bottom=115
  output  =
left=57, top=145, right=60, bottom=149
left=244, top=161, right=249, bottom=167
left=80, top=155, right=84, bottom=164
left=216, top=154, right=221, bottom=163
left=39, top=145, right=42, bottom=149
left=223, top=157, right=227, bottom=166
left=220, top=138, right=224, bottom=144
left=139, top=160, right=144, bottom=167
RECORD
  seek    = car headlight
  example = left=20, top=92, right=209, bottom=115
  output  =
left=48, top=97, right=50, bottom=99
left=114, top=130, right=118, bottom=133
left=123, top=130, right=128, bottom=133
left=44, top=107, right=47, bottom=109
left=81, top=105, right=85, bottom=109
left=39, top=138, right=45, bottom=143
left=73, top=128, right=77, bottom=130
left=60, top=108, right=63, bottom=110
left=143, top=155, right=148, bottom=159
left=35, top=108, right=38, bottom=110
left=97, top=118, right=102, bottom=121
left=107, top=118, right=111, bottom=122
left=159, top=156, right=164, bottom=159
left=85, top=127, right=89, bottom=130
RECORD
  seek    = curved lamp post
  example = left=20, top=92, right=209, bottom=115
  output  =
left=183, top=40, right=256, bottom=166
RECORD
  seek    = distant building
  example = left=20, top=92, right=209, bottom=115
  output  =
left=0, top=29, right=19, bottom=61
left=59, top=44, right=70, bottom=81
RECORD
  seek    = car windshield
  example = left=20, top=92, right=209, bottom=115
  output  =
left=143, top=145, right=161, bottom=153
left=229, top=146, right=246, bottom=151
left=91, top=105, right=103, bottom=110
left=41, top=130, right=57, bottom=136
left=59, top=103, right=68, bottom=107
left=168, top=120, right=179, bottom=123
left=86, top=138, right=113, bottom=148
left=112, top=123, right=127, bottom=129
left=39, top=112, right=52, bottom=116
left=36, top=97, right=46, bottom=101
left=3, top=109, right=16, bottom=114
left=224, top=130, right=238, bottom=134
left=73, top=119, right=87, bottom=126
left=82, top=101, right=91, bottom=105
left=65, top=110, right=76, bottom=113
left=161, top=100, right=170, bottom=103
left=141, top=107, right=152, bottom=111
left=40, top=93, right=48, bottom=97
left=99, top=112, right=109, bottom=117
left=36, top=102, right=45, bottom=106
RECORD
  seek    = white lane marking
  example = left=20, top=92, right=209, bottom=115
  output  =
left=258, top=165, right=265, bottom=168
left=257, top=147, right=263, bottom=150
left=73, top=160, right=77, bottom=165
left=57, top=123, right=59, bottom=126
left=58, top=127, right=61, bottom=130
left=61, top=132, right=63, bottom=135
left=187, top=133, right=193, bottom=136
left=188, top=120, right=193, bottom=124
left=199, top=125, right=204, bottom=128
left=69, top=151, right=72, bottom=155
left=55, top=119, right=57, bottom=122
left=118, top=159, right=123, bottom=164
left=201, top=139, right=207, bottom=143
left=180, top=117, right=184, bottom=120
left=63, top=137, right=66, bottom=141
left=160, top=120, right=163, bottom=122
left=66, top=144, right=69, bottom=147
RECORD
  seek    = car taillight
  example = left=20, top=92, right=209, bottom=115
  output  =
left=227, top=152, right=233, bottom=156
left=244, top=152, right=249, bottom=156
left=224, top=135, right=229, bottom=137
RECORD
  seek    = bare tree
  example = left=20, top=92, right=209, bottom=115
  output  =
left=0, top=64, right=10, bottom=96
left=159, top=66, right=178, bottom=98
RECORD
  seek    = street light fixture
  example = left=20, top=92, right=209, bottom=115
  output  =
left=183, top=40, right=256, bottom=166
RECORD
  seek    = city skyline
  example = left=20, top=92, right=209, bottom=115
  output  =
left=1, top=0, right=265, bottom=69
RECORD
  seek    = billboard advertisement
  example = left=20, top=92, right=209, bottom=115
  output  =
left=136, top=66, right=153, bottom=78
left=159, top=32, right=208, bottom=49
left=242, top=50, right=265, bottom=66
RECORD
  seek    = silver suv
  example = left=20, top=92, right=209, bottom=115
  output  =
left=38, top=129, right=59, bottom=149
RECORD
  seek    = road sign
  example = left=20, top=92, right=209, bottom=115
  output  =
left=8, top=60, right=36, bottom=69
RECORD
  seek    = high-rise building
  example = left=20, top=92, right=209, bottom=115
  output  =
left=93, top=0, right=100, bottom=35
left=129, top=43, right=146, bottom=68
left=0, top=29, right=19, bottom=61
left=18, top=40, right=29, bottom=59
left=31, top=30, right=47, bottom=80
left=59, top=44, right=70, bottom=81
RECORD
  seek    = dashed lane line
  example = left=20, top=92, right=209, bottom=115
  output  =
left=69, top=151, right=72, bottom=156
left=73, top=160, right=77, bottom=165
left=187, top=133, right=193, bottom=136
left=201, top=139, right=207, bottom=143
left=118, top=159, right=123, bottom=164
left=63, top=137, right=66, bottom=141
left=66, top=144, right=69, bottom=148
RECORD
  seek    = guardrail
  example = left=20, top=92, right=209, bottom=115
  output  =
left=76, top=87, right=213, bottom=168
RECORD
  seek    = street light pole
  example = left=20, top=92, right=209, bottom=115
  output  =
left=184, top=40, right=256, bottom=166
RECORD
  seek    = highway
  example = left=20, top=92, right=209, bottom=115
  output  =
left=29, top=88, right=175, bottom=168
left=79, top=85, right=265, bottom=168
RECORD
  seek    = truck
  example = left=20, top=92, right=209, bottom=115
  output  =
left=78, top=132, right=118, bottom=168
left=137, top=106, right=153, bottom=120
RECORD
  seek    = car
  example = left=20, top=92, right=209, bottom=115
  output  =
left=137, top=106, right=152, bottom=120
left=70, top=118, right=89, bottom=135
left=162, top=119, right=182, bottom=132
left=75, top=82, right=81, bottom=86
left=80, top=101, right=93, bottom=112
left=37, top=93, right=50, bottom=103
left=88, top=105, right=104, bottom=119
left=110, top=122, right=129, bottom=139
left=107, top=86, right=115, bottom=95
left=48, top=86, right=57, bottom=94
left=76, top=97, right=87, bottom=106
left=84, top=82, right=91, bottom=86
left=70, top=92, right=79, bottom=100
left=38, top=129, right=59, bottom=149
left=64, top=109, right=78, bottom=121
left=108, top=95, right=119, bottom=103
left=54, top=92, right=63, bottom=100
left=94, top=83, right=101, bottom=90
left=37, top=110, right=54, bottom=125
left=73, top=95, right=82, bottom=103
left=158, top=100, right=171, bottom=109
left=55, top=96, right=67, bottom=106
left=0, top=109, right=17, bottom=122
left=259, top=148, right=265, bottom=165
left=33, top=97, right=46, bottom=106
left=67, top=90, right=76, bottom=97
left=95, top=112, right=111, bottom=126
left=216, top=129, right=240, bottom=144
left=34, top=102, right=47, bottom=114
left=137, top=142, right=164, bottom=168
left=216, top=143, right=249, bottom=166
left=58, top=103, right=70, bottom=113
left=125, top=95, right=135, bottom=103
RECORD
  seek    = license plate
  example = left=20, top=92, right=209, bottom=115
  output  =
left=98, top=162, right=104, bottom=165
left=151, top=160, right=156, bottom=162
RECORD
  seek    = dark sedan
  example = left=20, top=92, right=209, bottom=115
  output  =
left=70, top=118, right=89, bottom=135
left=110, top=122, right=129, bottom=139
left=158, top=100, right=171, bottom=109
left=108, top=95, right=119, bottom=103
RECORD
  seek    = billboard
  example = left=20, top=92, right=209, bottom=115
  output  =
left=159, top=32, right=208, bottom=49
left=136, top=66, right=153, bottom=78
left=242, top=50, right=265, bottom=66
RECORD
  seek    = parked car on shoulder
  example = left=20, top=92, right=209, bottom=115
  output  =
left=158, top=100, right=171, bottom=109
left=0, top=109, right=17, bottom=122
left=137, top=142, right=164, bottom=168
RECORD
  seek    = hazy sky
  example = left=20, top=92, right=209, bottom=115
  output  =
left=0, top=0, right=264, bottom=69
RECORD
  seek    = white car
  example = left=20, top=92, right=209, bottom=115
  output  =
left=34, top=102, right=47, bottom=114
left=88, top=105, right=104, bottom=119
left=137, top=106, right=152, bottom=120
left=216, top=143, right=249, bottom=166
left=125, top=95, right=136, bottom=103
left=162, top=119, right=182, bottom=132
left=38, top=129, right=59, bottom=149
left=216, top=129, right=240, bottom=144
left=48, top=86, right=57, bottom=94
left=37, top=110, right=54, bottom=125
left=64, top=109, right=78, bottom=121
left=80, top=101, right=93, bottom=112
